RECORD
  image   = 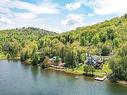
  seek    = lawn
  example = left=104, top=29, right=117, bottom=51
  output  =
left=0, top=53, right=6, bottom=59
left=95, top=63, right=112, bottom=77
left=64, top=63, right=112, bottom=77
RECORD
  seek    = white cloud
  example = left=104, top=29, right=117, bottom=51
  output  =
left=65, top=0, right=127, bottom=15
left=0, top=7, right=10, bottom=14
left=13, top=13, right=37, bottom=19
left=0, top=17, right=11, bottom=24
left=66, top=2, right=82, bottom=10
left=61, top=14, right=84, bottom=26
left=0, top=0, right=61, bottom=32
left=0, top=0, right=60, bottom=14
left=96, top=0, right=127, bottom=15
left=12, top=0, right=59, bottom=14
left=83, top=0, right=127, bottom=15
left=87, top=13, right=95, bottom=16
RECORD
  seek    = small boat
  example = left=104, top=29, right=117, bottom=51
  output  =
left=94, top=76, right=107, bottom=81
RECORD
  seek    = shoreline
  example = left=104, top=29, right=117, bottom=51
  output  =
left=0, top=59, right=107, bottom=78
left=0, top=57, right=20, bottom=60
left=117, top=81, right=127, bottom=87
left=0, top=57, right=7, bottom=60
left=48, top=67, right=84, bottom=76
left=44, top=67, right=127, bottom=86
left=1, top=59, right=127, bottom=87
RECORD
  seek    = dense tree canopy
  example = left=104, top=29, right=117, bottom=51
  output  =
left=1, top=15, right=127, bottom=80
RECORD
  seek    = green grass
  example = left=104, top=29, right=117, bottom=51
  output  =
left=95, top=63, right=112, bottom=77
left=0, top=52, right=20, bottom=60
left=73, top=65, right=84, bottom=74
left=62, top=66, right=84, bottom=75
left=64, top=63, right=112, bottom=77
left=0, top=53, right=6, bottom=59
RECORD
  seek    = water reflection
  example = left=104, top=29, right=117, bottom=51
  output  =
left=30, top=66, right=39, bottom=81
left=7, top=59, right=19, bottom=63
left=1, top=60, right=127, bottom=95
left=106, top=81, right=127, bottom=95
left=20, top=63, right=30, bottom=70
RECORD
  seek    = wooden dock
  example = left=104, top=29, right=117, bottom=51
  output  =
left=94, top=76, right=107, bottom=81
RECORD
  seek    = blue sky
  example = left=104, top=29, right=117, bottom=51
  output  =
left=0, top=0, right=127, bottom=32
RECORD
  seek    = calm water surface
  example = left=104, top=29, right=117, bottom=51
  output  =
left=0, top=60, right=127, bottom=95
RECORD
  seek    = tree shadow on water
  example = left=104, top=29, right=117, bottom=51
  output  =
left=105, top=81, right=127, bottom=95
left=30, top=66, right=39, bottom=81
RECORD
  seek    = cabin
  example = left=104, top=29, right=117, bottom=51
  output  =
left=86, top=53, right=103, bottom=69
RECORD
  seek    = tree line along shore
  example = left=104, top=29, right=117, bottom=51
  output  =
left=1, top=14, right=127, bottom=83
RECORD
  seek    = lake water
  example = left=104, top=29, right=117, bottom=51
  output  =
left=0, top=60, right=127, bottom=95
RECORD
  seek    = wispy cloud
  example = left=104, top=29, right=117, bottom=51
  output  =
left=88, top=0, right=127, bottom=15
left=0, top=17, right=11, bottom=24
left=0, top=7, right=11, bottom=14
left=1, top=0, right=127, bottom=32
left=65, top=0, right=127, bottom=15
left=65, top=2, right=82, bottom=10
left=0, top=0, right=61, bottom=31
left=13, top=13, right=37, bottom=19
left=12, top=1, right=59, bottom=14
left=0, top=0, right=60, bottom=15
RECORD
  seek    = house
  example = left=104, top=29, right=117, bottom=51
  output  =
left=86, top=53, right=103, bottom=69
left=52, top=56, right=62, bottom=62
left=49, top=56, right=65, bottom=69
left=50, top=56, right=62, bottom=66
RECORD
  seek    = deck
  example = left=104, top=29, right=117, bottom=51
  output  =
left=94, top=76, right=107, bottom=81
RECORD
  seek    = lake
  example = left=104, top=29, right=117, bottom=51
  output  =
left=0, top=60, right=127, bottom=95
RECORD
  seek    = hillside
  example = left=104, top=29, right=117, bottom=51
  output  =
left=0, top=27, right=57, bottom=59
left=0, top=27, right=57, bottom=40
left=1, top=15, right=127, bottom=81
left=56, top=15, right=127, bottom=55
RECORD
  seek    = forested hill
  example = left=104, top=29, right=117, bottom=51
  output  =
left=0, top=27, right=57, bottom=59
left=60, top=14, right=127, bottom=48
left=0, top=27, right=57, bottom=44
left=0, top=27, right=57, bottom=36
left=1, top=15, right=127, bottom=58
left=58, top=15, right=127, bottom=55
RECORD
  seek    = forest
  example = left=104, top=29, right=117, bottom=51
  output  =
left=1, top=14, right=127, bottom=81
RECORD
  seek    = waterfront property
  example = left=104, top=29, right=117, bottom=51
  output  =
left=86, top=52, right=103, bottom=69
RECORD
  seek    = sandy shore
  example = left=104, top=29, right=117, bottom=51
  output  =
left=117, top=81, right=127, bottom=87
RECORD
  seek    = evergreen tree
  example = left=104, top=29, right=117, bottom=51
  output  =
left=31, top=53, right=39, bottom=65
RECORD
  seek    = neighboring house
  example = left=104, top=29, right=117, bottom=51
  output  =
left=2, top=43, right=10, bottom=51
left=50, top=56, right=62, bottom=66
left=52, top=56, right=61, bottom=62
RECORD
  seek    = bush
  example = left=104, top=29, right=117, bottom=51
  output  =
left=20, top=51, right=29, bottom=62
left=101, top=46, right=111, bottom=56
left=20, top=52, right=25, bottom=62
left=31, top=53, right=40, bottom=65
left=84, top=65, right=95, bottom=75
left=109, top=55, right=127, bottom=81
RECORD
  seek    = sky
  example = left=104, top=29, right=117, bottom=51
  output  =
left=0, top=0, right=127, bottom=33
